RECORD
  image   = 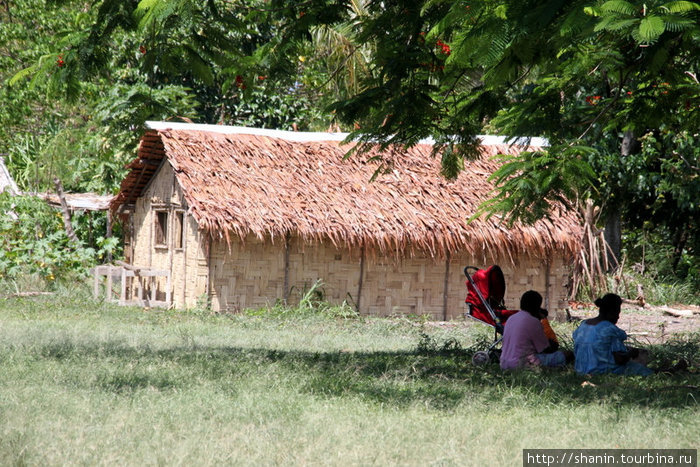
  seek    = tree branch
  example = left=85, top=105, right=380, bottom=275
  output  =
left=576, top=69, right=632, bottom=141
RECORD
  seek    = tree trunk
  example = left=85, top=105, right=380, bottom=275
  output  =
left=53, top=177, right=79, bottom=244
left=604, top=208, right=621, bottom=270
left=620, top=130, right=640, bottom=157
left=603, top=130, right=640, bottom=270
left=671, top=223, right=688, bottom=272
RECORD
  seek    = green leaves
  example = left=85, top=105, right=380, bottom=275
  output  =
left=473, top=146, right=597, bottom=225
left=0, top=193, right=98, bottom=282
left=664, top=0, right=700, bottom=13
left=638, top=15, right=666, bottom=40
left=599, top=0, right=637, bottom=15
left=590, top=0, right=700, bottom=44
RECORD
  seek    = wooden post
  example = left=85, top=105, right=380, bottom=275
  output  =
left=94, top=267, right=100, bottom=299
left=442, top=253, right=450, bottom=321
left=120, top=267, right=127, bottom=305
left=181, top=211, right=188, bottom=307
left=106, top=266, right=113, bottom=301
left=206, top=235, right=212, bottom=303
left=356, top=246, right=365, bottom=314
left=106, top=209, right=113, bottom=263
left=150, top=277, right=156, bottom=303
left=136, top=275, right=143, bottom=305
left=165, top=271, right=172, bottom=307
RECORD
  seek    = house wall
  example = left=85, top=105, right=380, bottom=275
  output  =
left=208, top=235, right=363, bottom=312
left=207, top=234, right=573, bottom=320
left=130, top=162, right=208, bottom=308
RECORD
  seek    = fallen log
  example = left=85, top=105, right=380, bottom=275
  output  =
left=660, top=306, right=695, bottom=318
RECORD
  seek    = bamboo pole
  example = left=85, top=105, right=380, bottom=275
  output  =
left=106, top=266, right=113, bottom=301
left=106, top=209, right=113, bottom=263
left=182, top=213, right=188, bottom=308
left=356, top=245, right=365, bottom=314
left=93, top=267, right=100, bottom=299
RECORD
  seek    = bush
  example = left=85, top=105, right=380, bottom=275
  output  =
left=0, top=193, right=116, bottom=287
left=244, top=280, right=359, bottom=319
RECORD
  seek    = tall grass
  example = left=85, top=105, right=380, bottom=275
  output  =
left=0, top=286, right=698, bottom=466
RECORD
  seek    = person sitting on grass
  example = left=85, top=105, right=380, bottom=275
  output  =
left=572, top=293, right=653, bottom=376
left=500, top=290, right=570, bottom=370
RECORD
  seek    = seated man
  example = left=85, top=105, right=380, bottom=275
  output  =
left=500, top=290, right=568, bottom=370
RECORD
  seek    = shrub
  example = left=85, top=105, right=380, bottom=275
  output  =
left=0, top=193, right=116, bottom=287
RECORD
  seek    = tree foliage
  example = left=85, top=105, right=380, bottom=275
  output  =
left=0, top=193, right=118, bottom=282
left=3, top=0, right=699, bottom=287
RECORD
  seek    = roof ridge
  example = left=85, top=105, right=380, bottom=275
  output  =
left=145, top=121, right=548, bottom=147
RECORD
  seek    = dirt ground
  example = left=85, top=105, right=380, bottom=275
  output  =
left=564, top=302, right=700, bottom=345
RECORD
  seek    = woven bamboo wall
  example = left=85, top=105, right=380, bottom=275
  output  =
left=362, top=255, right=444, bottom=318
left=208, top=235, right=285, bottom=312
left=205, top=233, right=573, bottom=319
left=286, top=237, right=363, bottom=306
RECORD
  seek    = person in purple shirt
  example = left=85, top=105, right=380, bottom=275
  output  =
left=500, top=290, right=569, bottom=370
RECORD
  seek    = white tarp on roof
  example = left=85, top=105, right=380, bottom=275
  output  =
left=145, top=121, right=548, bottom=148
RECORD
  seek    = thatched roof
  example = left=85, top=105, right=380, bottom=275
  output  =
left=111, top=122, right=582, bottom=260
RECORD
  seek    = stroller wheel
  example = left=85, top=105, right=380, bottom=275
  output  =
left=472, top=351, right=490, bottom=366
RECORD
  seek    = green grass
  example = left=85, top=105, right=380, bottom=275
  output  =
left=0, top=287, right=698, bottom=466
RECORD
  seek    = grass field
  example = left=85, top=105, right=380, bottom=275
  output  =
left=1, top=287, right=698, bottom=466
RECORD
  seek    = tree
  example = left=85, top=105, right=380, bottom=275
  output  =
left=4, top=0, right=344, bottom=193
left=9, top=0, right=700, bottom=287
left=326, top=0, right=699, bottom=287
left=331, top=0, right=699, bottom=213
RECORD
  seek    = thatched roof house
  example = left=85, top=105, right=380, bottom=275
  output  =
left=111, top=121, right=582, bottom=318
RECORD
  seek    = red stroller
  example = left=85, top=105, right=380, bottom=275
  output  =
left=464, top=265, right=519, bottom=365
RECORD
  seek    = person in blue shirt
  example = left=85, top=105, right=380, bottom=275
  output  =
left=572, top=293, right=653, bottom=376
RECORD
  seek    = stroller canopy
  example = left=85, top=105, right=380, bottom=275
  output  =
left=466, top=265, right=506, bottom=309
left=465, top=265, right=518, bottom=327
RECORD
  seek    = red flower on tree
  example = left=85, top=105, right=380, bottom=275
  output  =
left=139, top=45, right=147, bottom=54
left=585, top=95, right=602, bottom=105
left=436, top=39, right=451, bottom=56
left=56, top=54, right=65, bottom=68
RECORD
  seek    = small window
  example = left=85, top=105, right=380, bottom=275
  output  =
left=174, top=211, right=185, bottom=249
left=155, top=211, right=168, bottom=247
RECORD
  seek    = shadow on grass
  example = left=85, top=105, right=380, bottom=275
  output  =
left=27, top=338, right=700, bottom=411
